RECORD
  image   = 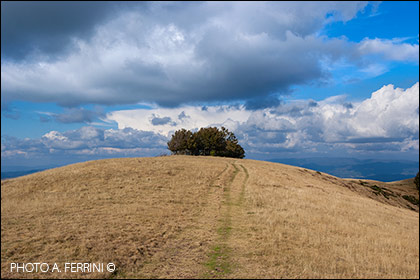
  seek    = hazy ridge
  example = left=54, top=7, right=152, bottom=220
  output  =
left=2, top=157, right=418, bottom=182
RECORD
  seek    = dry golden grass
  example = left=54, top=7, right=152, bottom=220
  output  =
left=1, top=156, right=418, bottom=278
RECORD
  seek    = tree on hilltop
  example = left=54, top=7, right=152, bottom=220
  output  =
left=167, top=127, right=245, bottom=158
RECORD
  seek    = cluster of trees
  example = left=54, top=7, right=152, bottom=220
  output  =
left=167, top=127, right=245, bottom=158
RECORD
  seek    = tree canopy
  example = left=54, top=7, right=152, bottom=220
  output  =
left=167, top=127, right=245, bottom=158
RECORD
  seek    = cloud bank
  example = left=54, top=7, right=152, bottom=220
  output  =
left=2, top=83, right=418, bottom=164
left=107, top=82, right=419, bottom=144
left=1, top=126, right=168, bottom=167
left=2, top=2, right=417, bottom=108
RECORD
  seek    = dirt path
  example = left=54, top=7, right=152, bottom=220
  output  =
left=202, top=162, right=249, bottom=278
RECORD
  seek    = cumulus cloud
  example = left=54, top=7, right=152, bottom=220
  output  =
left=106, top=82, right=419, bottom=156
left=1, top=126, right=169, bottom=165
left=344, top=83, right=419, bottom=139
left=39, top=126, right=167, bottom=150
left=107, top=105, right=252, bottom=136
left=150, top=115, right=175, bottom=126
left=2, top=83, right=418, bottom=163
left=1, top=1, right=367, bottom=60
left=3, top=1, right=397, bottom=108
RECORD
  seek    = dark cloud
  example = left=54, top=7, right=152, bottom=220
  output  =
left=178, top=111, right=189, bottom=120
left=308, top=100, right=318, bottom=107
left=189, top=27, right=328, bottom=104
left=1, top=2, right=373, bottom=108
left=150, top=116, right=174, bottom=126
left=0, top=2, right=152, bottom=61
left=272, top=103, right=315, bottom=117
left=53, top=108, right=104, bottom=124
left=1, top=1, right=120, bottom=61
left=343, top=102, right=353, bottom=109
left=36, top=108, right=104, bottom=124
left=245, top=96, right=282, bottom=110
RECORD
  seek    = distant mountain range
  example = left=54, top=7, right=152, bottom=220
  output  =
left=1, top=169, right=47, bottom=180
left=1, top=157, right=418, bottom=182
left=268, top=157, right=419, bottom=182
left=1, top=164, right=58, bottom=180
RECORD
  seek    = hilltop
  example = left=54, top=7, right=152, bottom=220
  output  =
left=1, top=156, right=418, bottom=278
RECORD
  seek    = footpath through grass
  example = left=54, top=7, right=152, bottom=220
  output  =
left=202, top=163, right=249, bottom=278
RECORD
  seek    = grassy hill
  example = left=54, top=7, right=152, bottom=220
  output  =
left=1, top=156, right=418, bottom=278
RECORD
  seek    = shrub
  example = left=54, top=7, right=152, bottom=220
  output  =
left=167, top=129, right=193, bottom=155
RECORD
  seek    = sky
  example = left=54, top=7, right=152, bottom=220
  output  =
left=1, top=1, right=419, bottom=170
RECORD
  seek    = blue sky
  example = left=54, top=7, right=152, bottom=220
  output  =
left=1, top=1, right=419, bottom=171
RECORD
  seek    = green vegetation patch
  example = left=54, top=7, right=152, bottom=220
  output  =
left=402, top=195, right=419, bottom=205
left=203, top=245, right=232, bottom=278
left=202, top=163, right=239, bottom=278
left=366, top=184, right=396, bottom=199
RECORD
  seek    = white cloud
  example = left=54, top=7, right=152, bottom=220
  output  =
left=106, top=82, right=419, bottom=155
left=107, top=105, right=252, bottom=137
left=1, top=83, right=418, bottom=163
left=358, top=37, right=419, bottom=62
left=1, top=126, right=169, bottom=165
left=42, top=131, right=85, bottom=150
left=348, top=83, right=419, bottom=138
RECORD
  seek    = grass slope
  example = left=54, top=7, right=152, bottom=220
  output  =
left=1, top=156, right=419, bottom=278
